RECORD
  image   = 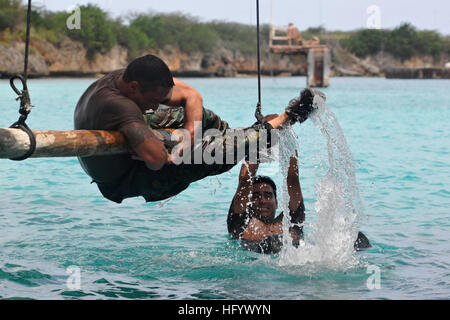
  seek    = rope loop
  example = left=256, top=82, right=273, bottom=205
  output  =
left=9, top=121, right=36, bottom=161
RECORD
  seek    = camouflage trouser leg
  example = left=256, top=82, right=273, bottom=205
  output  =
left=134, top=106, right=274, bottom=202
left=144, top=105, right=229, bottom=135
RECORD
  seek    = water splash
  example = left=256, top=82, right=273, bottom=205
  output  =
left=276, top=94, right=363, bottom=272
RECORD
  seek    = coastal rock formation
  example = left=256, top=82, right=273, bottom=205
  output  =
left=0, top=42, right=49, bottom=77
left=385, top=68, right=450, bottom=79
left=329, top=42, right=448, bottom=77
left=330, top=43, right=381, bottom=76
left=0, top=40, right=128, bottom=78
left=155, top=45, right=305, bottom=77
left=32, top=40, right=128, bottom=76
left=0, top=38, right=308, bottom=78
left=0, top=38, right=447, bottom=79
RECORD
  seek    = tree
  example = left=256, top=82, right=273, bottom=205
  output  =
left=0, top=0, right=24, bottom=31
left=112, top=19, right=152, bottom=60
left=67, top=4, right=116, bottom=58
left=340, top=29, right=386, bottom=57
left=416, top=30, right=443, bottom=58
left=129, top=13, right=219, bottom=53
left=385, top=23, right=417, bottom=60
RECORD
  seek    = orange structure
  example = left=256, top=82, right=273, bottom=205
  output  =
left=269, top=25, right=330, bottom=87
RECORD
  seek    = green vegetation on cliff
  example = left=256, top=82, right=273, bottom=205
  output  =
left=340, top=23, right=449, bottom=61
left=0, top=1, right=261, bottom=59
left=31, top=4, right=117, bottom=58
left=0, top=0, right=23, bottom=31
left=0, top=0, right=448, bottom=62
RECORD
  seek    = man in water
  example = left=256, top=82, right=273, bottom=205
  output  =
left=227, top=147, right=371, bottom=254
left=227, top=148, right=305, bottom=254
left=74, top=54, right=313, bottom=203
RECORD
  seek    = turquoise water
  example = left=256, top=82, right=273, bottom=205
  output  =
left=0, top=76, right=449, bottom=299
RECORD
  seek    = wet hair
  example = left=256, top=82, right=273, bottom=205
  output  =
left=122, top=54, right=174, bottom=92
left=251, top=175, right=277, bottom=199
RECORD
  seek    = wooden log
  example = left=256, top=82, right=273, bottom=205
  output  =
left=0, top=128, right=181, bottom=159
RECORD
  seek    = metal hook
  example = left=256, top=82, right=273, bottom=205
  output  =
left=10, top=75, right=32, bottom=118
left=10, top=75, right=28, bottom=97
left=255, top=102, right=264, bottom=124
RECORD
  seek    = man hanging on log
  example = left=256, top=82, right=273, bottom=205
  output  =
left=74, top=54, right=317, bottom=203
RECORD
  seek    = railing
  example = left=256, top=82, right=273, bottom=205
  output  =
left=269, top=26, right=324, bottom=53
left=269, top=26, right=294, bottom=46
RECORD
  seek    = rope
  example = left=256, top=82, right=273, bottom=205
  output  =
left=9, top=0, right=36, bottom=161
left=254, top=0, right=264, bottom=124
left=23, top=0, right=32, bottom=81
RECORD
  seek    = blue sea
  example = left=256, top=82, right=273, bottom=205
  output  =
left=0, top=76, right=449, bottom=300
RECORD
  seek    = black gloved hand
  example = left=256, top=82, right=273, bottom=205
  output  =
left=285, top=88, right=325, bottom=124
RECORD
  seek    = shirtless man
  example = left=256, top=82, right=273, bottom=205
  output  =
left=227, top=152, right=305, bottom=254
left=227, top=149, right=371, bottom=254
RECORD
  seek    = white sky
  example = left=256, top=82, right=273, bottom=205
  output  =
left=31, top=0, right=450, bottom=35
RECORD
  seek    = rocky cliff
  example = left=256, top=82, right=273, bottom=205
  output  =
left=330, top=41, right=449, bottom=77
left=0, top=39, right=128, bottom=78
left=0, top=38, right=447, bottom=78
left=0, top=39, right=306, bottom=78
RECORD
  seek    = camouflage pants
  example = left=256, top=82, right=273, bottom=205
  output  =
left=131, top=106, right=273, bottom=202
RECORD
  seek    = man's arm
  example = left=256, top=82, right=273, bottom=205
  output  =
left=287, top=153, right=303, bottom=212
left=164, top=78, right=203, bottom=145
left=231, top=162, right=259, bottom=214
left=120, top=121, right=168, bottom=170
left=227, top=161, right=258, bottom=239
left=266, top=112, right=290, bottom=129
left=285, top=153, right=305, bottom=243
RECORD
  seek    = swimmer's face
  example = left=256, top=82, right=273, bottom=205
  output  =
left=250, top=182, right=278, bottom=222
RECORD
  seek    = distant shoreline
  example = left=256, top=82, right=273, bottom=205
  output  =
left=2, top=69, right=450, bottom=80
left=0, top=70, right=308, bottom=80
